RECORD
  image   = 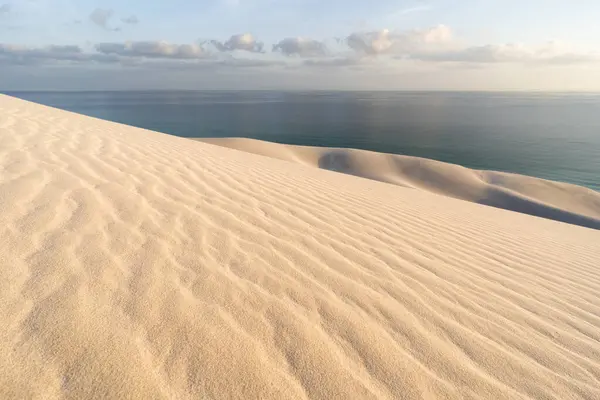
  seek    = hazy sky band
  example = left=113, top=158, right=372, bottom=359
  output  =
left=1, top=0, right=599, bottom=90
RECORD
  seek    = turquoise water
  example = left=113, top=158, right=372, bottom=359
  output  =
left=7, top=91, right=600, bottom=191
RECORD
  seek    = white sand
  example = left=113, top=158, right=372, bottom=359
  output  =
left=198, top=138, right=600, bottom=230
left=1, top=94, right=600, bottom=400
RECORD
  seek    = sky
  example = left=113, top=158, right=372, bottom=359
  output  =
left=1, top=0, right=600, bottom=91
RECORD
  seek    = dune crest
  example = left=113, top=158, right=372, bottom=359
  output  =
left=2, top=95, right=600, bottom=399
left=198, top=138, right=600, bottom=230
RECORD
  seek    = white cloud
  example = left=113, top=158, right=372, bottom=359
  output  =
left=0, top=3, right=11, bottom=14
left=95, top=41, right=206, bottom=59
left=347, top=30, right=394, bottom=55
left=1, top=26, right=597, bottom=74
left=346, top=25, right=453, bottom=56
left=211, top=34, right=263, bottom=52
left=273, top=37, right=327, bottom=57
left=0, top=41, right=283, bottom=70
left=343, top=26, right=599, bottom=65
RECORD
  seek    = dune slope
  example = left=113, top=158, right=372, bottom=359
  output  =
left=1, top=95, right=600, bottom=400
left=198, top=138, right=600, bottom=230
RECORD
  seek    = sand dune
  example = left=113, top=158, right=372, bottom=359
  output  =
left=198, top=138, right=600, bottom=230
left=1, top=94, right=600, bottom=400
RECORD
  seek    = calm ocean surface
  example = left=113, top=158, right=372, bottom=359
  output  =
left=7, top=91, right=600, bottom=191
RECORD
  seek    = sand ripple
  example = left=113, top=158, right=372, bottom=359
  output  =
left=199, top=138, right=600, bottom=230
left=1, top=95, right=600, bottom=399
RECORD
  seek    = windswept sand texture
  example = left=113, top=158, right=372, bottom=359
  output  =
left=1, top=94, right=600, bottom=400
left=198, top=138, right=600, bottom=230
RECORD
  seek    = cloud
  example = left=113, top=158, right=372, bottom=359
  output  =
left=89, top=8, right=114, bottom=29
left=2, top=27, right=598, bottom=72
left=346, top=25, right=453, bottom=56
left=273, top=38, right=327, bottom=57
left=0, top=41, right=277, bottom=70
left=342, top=26, right=599, bottom=65
left=122, top=15, right=139, bottom=25
left=95, top=41, right=206, bottom=60
left=212, top=34, right=263, bottom=52
left=412, top=42, right=600, bottom=65
left=347, top=30, right=394, bottom=55
left=0, top=43, right=118, bottom=65
left=0, top=3, right=11, bottom=14
left=0, top=44, right=82, bottom=61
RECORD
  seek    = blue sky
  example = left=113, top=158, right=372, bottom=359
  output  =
left=2, top=0, right=600, bottom=90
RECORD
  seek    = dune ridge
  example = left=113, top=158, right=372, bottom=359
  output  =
left=198, top=138, right=600, bottom=230
left=1, top=94, right=600, bottom=399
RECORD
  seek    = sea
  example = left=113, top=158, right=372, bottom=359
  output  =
left=6, top=91, right=600, bottom=192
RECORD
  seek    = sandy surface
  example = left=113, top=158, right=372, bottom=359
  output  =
left=198, top=138, right=600, bottom=230
left=1, top=94, right=600, bottom=400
